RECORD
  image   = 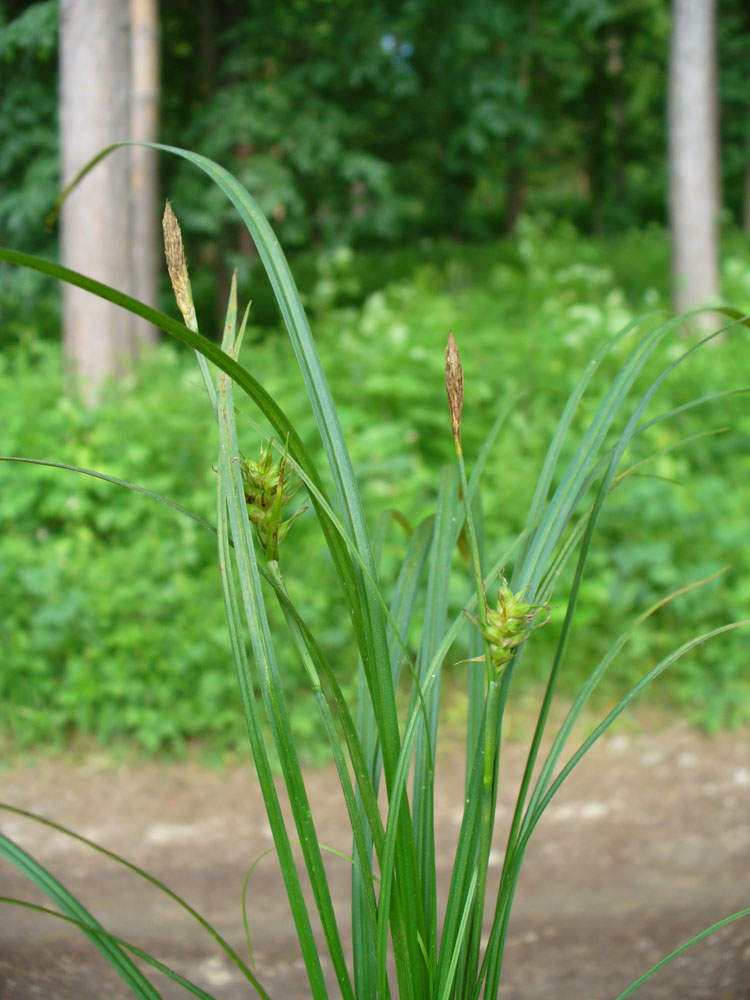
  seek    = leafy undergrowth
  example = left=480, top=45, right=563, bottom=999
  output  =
left=2, top=221, right=748, bottom=754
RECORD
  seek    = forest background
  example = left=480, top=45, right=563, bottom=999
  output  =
left=1, top=0, right=749, bottom=755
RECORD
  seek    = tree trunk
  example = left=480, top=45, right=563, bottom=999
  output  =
left=668, top=0, right=721, bottom=320
left=130, top=0, right=160, bottom=346
left=60, top=0, right=134, bottom=403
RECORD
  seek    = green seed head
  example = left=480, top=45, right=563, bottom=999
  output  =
left=476, top=575, right=550, bottom=676
left=240, top=439, right=305, bottom=561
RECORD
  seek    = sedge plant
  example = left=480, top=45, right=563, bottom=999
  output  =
left=1, top=143, right=749, bottom=1000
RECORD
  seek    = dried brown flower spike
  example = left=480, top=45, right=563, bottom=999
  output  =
left=162, top=200, right=197, bottom=331
left=445, top=331, right=464, bottom=455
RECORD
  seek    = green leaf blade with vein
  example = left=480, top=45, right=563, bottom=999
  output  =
left=0, top=833, right=164, bottom=1000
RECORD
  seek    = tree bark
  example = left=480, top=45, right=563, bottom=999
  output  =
left=60, top=0, right=134, bottom=403
left=130, top=0, right=160, bottom=346
left=668, top=0, right=721, bottom=319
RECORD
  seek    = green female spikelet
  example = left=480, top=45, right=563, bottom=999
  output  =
left=240, top=439, right=306, bottom=562
left=467, top=576, right=550, bottom=678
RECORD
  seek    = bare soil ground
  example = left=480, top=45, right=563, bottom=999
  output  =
left=1, top=723, right=748, bottom=1000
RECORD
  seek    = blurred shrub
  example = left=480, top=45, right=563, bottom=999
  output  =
left=2, top=223, right=748, bottom=753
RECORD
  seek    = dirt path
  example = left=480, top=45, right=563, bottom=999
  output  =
left=1, top=723, right=748, bottom=1000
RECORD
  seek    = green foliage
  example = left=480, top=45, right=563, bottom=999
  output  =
left=0, top=0, right=59, bottom=349
left=0, top=345, right=241, bottom=753
left=719, top=0, right=750, bottom=222
left=3, top=0, right=749, bottom=344
left=2, top=145, right=748, bottom=1000
left=1, top=221, right=748, bottom=756
left=163, top=0, right=675, bottom=251
left=0, top=0, right=58, bottom=245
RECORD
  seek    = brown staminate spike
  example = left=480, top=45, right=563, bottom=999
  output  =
left=445, top=331, right=464, bottom=455
left=162, top=200, right=197, bottom=330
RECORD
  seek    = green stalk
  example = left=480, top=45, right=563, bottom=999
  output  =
left=411, top=465, right=460, bottom=971
left=267, top=560, right=381, bottom=965
left=444, top=333, right=504, bottom=996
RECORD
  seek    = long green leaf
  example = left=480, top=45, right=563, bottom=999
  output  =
left=0, top=804, right=266, bottom=995
left=52, top=149, right=420, bottom=926
left=0, top=833, right=163, bottom=999
left=136, top=146, right=400, bottom=784
left=515, top=314, right=651, bottom=576
left=481, top=621, right=749, bottom=1000
left=0, top=244, right=366, bottom=690
left=0, top=456, right=216, bottom=533
left=217, top=354, right=352, bottom=999
left=481, top=317, right=737, bottom=997
left=0, top=897, right=218, bottom=1000
left=216, top=472, right=330, bottom=999
left=517, top=315, right=677, bottom=595
left=611, top=907, right=750, bottom=1000
left=525, top=570, right=729, bottom=836
left=7, top=142, right=426, bottom=991
left=434, top=699, right=493, bottom=1000
left=411, top=465, right=460, bottom=971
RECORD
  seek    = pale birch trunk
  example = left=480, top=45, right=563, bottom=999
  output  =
left=668, top=0, right=721, bottom=323
left=130, top=0, right=160, bottom=347
left=60, top=0, right=134, bottom=404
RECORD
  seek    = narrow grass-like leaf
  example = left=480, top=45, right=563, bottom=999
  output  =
left=351, top=512, right=435, bottom=1000
left=532, top=621, right=749, bottom=832
left=211, top=306, right=330, bottom=1000
left=461, top=681, right=503, bottom=1000
left=527, top=569, right=730, bottom=831
left=216, top=354, right=353, bottom=1000
left=266, top=560, right=381, bottom=966
left=434, top=702, right=493, bottom=1000
left=0, top=457, right=216, bottom=534
left=50, top=152, right=423, bottom=960
left=515, top=315, right=652, bottom=576
left=411, top=465, right=460, bottom=968
left=0, top=898, right=218, bottom=1000
left=480, top=316, right=741, bottom=997
left=215, top=313, right=357, bottom=999
left=0, top=805, right=265, bottom=993
left=0, top=245, right=365, bottom=677
left=508, top=315, right=732, bottom=859
left=138, top=147, right=403, bottom=801
left=0, top=833, right=163, bottom=999
left=216, top=472, right=329, bottom=1000
left=517, top=316, right=678, bottom=595
left=611, top=907, right=750, bottom=1000
left=9, top=172, right=423, bottom=984
left=481, top=621, right=749, bottom=999
left=464, top=491, right=487, bottom=793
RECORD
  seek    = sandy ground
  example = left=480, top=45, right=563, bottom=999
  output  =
left=0, top=723, right=748, bottom=1000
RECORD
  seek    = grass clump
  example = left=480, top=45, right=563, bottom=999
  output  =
left=0, top=141, right=748, bottom=999
left=1, top=221, right=749, bottom=750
